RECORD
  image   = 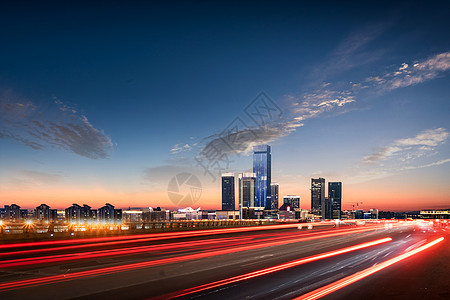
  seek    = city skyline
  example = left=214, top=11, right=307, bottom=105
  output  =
left=1, top=1, right=450, bottom=212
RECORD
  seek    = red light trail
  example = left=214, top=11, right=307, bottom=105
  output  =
left=154, top=238, right=393, bottom=299
left=0, top=224, right=390, bottom=269
left=0, top=223, right=328, bottom=250
left=0, top=224, right=337, bottom=258
left=0, top=225, right=390, bottom=291
left=294, top=236, right=445, bottom=300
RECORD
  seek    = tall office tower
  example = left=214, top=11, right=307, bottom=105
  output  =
left=270, top=183, right=279, bottom=210
left=221, top=173, right=235, bottom=211
left=253, top=145, right=271, bottom=209
left=283, top=195, right=300, bottom=209
left=238, top=173, right=256, bottom=217
left=311, top=178, right=326, bottom=218
left=328, top=182, right=342, bottom=219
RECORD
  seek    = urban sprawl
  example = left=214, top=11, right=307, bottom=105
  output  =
left=1, top=145, right=448, bottom=234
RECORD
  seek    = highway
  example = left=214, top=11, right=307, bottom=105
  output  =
left=0, top=220, right=447, bottom=299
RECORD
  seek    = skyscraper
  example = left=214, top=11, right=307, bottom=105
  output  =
left=270, top=183, right=279, bottom=210
left=328, top=182, right=342, bottom=219
left=253, top=145, right=271, bottom=209
left=311, top=178, right=325, bottom=218
left=221, top=173, right=235, bottom=211
left=238, top=173, right=256, bottom=217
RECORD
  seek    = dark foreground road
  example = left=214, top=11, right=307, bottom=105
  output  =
left=0, top=221, right=447, bottom=299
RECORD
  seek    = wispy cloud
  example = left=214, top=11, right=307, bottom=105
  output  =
left=310, top=22, right=391, bottom=81
left=345, top=128, right=450, bottom=183
left=172, top=85, right=357, bottom=161
left=398, top=158, right=450, bottom=171
left=0, top=94, right=114, bottom=159
left=363, top=128, right=449, bottom=163
left=362, top=52, right=450, bottom=91
left=171, top=50, right=450, bottom=163
left=169, top=21, right=450, bottom=182
left=170, top=143, right=192, bottom=154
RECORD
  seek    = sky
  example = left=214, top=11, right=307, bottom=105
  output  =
left=1, top=1, right=449, bottom=211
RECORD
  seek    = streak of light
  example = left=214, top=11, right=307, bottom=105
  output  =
left=294, top=236, right=445, bottom=300
left=0, top=223, right=331, bottom=250
left=0, top=223, right=385, bottom=260
left=0, top=237, right=250, bottom=268
left=155, top=238, right=393, bottom=299
left=0, top=227, right=390, bottom=291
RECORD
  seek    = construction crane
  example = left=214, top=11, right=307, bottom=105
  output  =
left=347, top=202, right=363, bottom=211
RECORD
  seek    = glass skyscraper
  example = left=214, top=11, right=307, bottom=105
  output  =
left=221, top=173, right=235, bottom=211
left=238, top=173, right=256, bottom=217
left=311, top=178, right=325, bottom=218
left=253, top=145, right=271, bottom=209
left=328, top=182, right=342, bottom=219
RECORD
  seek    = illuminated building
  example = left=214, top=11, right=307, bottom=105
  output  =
left=328, top=182, right=342, bottom=219
left=216, top=210, right=240, bottom=220
left=1, top=204, right=26, bottom=222
left=142, top=207, right=168, bottom=222
left=34, top=204, right=57, bottom=222
left=122, top=209, right=143, bottom=223
left=239, top=173, right=256, bottom=218
left=283, top=195, right=300, bottom=209
left=420, top=209, right=450, bottom=219
left=253, top=145, right=271, bottom=209
left=221, top=173, right=235, bottom=211
left=270, top=183, right=279, bottom=210
left=311, top=178, right=325, bottom=218
left=98, top=203, right=122, bottom=224
left=65, top=204, right=97, bottom=224
left=278, top=203, right=295, bottom=219
left=369, top=209, right=379, bottom=219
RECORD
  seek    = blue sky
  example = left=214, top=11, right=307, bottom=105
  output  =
left=0, top=1, right=449, bottom=210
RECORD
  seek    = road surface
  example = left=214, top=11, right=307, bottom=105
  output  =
left=0, top=221, right=447, bottom=299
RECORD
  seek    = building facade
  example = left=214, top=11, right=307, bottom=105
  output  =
left=65, top=204, right=97, bottom=224
left=311, top=178, right=325, bottom=218
left=253, top=145, right=271, bottom=209
left=98, top=203, right=122, bottom=224
left=35, top=204, right=57, bottom=222
left=270, top=183, right=279, bottom=210
left=283, top=195, right=300, bottom=209
left=239, top=173, right=256, bottom=218
left=328, top=182, right=342, bottom=219
left=221, top=173, right=235, bottom=211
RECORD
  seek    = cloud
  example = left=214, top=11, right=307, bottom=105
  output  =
left=170, top=40, right=449, bottom=177
left=200, top=122, right=300, bottom=157
left=363, top=146, right=402, bottom=163
left=399, top=158, right=450, bottom=171
left=170, top=143, right=192, bottom=154
left=347, top=128, right=450, bottom=183
left=187, top=86, right=357, bottom=160
left=0, top=95, right=114, bottom=159
left=363, top=128, right=449, bottom=164
left=395, top=128, right=449, bottom=147
left=175, top=48, right=450, bottom=168
left=361, top=52, right=450, bottom=91
left=310, top=22, right=391, bottom=81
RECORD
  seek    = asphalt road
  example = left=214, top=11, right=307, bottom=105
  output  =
left=0, top=221, right=447, bottom=299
